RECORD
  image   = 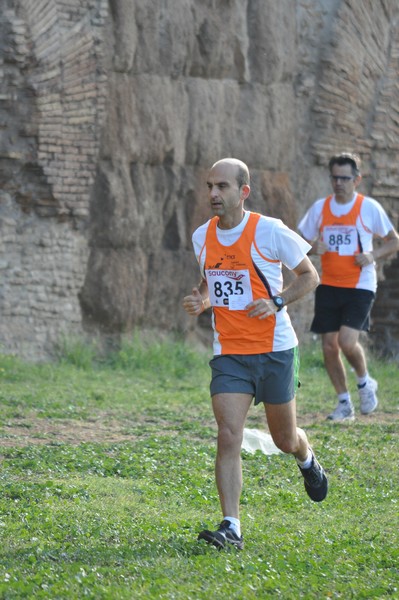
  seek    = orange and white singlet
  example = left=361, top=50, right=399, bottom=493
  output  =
left=298, top=193, right=395, bottom=292
left=193, top=211, right=311, bottom=356
left=320, top=194, right=364, bottom=288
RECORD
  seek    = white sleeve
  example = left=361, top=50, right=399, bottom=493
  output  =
left=361, top=198, right=396, bottom=238
left=297, top=199, right=325, bottom=241
left=192, top=221, right=210, bottom=278
left=192, top=221, right=209, bottom=260
left=256, top=218, right=312, bottom=271
left=272, top=222, right=312, bottom=270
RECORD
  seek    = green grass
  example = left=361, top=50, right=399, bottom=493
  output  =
left=0, top=337, right=398, bottom=599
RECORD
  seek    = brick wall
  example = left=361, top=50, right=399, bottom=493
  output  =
left=0, top=0, right=108, bottom=359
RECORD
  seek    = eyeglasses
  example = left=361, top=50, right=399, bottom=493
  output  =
left=330, top=175, right=354, bottom=183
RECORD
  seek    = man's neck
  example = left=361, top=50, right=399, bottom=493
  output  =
left=334, top=192, right=356, bottom=205
left=218, top=210, right=245, bottom=230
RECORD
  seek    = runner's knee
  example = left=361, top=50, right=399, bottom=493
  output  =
left=271, top=432, right=299, bottom=455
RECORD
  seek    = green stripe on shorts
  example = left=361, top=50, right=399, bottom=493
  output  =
left=293, top=346, right=300, bottom=390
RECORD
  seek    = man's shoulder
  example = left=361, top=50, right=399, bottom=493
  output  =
left=192, top=219, right=212, bottom=240
left=309, top=197, right=329, bottom=211
left=256, top=214, right=305, bottom=243
left=255, top=214, right=290, bottom=238
left=256, top=213, right=281, bottom=226
left=299, top=197, right=328, bottom=222
left=359, top=194, right=383, bottom=209
left=359, top=195, right=392, bottom=218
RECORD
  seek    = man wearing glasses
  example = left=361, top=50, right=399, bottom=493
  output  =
left=298, top=153, right=399, bottom=421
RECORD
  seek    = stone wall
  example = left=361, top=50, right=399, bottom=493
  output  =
left=0, top=0, right=398, bottom=360
left=298, top=0, right=399, bottom=357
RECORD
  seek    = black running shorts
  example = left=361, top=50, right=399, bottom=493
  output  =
left=311, top=284, right=375, bottom=334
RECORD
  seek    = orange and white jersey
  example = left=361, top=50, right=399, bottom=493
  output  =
left=192, top=211, right=311, bottom=355
left=298, top=193, right=395, bottom=291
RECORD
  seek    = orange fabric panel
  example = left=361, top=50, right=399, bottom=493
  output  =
left=205, top=213, right=277, bottom=354
left=320, top=195, right=364, bottom=288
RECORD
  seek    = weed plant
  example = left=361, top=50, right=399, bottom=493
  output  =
left=0, top=336, right=398, bottom=599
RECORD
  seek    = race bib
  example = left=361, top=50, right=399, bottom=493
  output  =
left=205, top=269, right=253, bottom=310
left=323, top=226, right=358, bottom=255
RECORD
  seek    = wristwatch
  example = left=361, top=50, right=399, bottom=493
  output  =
left=272, top=296, right=285, bottom=312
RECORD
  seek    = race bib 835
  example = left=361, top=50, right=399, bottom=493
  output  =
left=205, top=269, right=253, bottom=310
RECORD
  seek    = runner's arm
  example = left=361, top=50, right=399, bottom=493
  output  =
left=355, top=228, right=399, bottom=267
left=247, top=256, right=319, bottom=319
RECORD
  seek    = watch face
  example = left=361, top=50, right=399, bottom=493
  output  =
left=273, top=296, right=284, bottom=309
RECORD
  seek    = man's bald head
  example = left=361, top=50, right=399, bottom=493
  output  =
left=211, top=158, right=250, bottom=189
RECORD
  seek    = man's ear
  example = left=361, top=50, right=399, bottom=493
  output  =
left=241, top=184, right=251, bottom=200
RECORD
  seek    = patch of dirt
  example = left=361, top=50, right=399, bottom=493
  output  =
left=296, top=411, right=399, bottom=427
left=0, top=410, right=397, bottom=448
left=0, top=415, right=138, bottom=447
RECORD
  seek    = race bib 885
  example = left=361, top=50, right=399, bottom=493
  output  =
left=323, top=225, right=358, bottom=255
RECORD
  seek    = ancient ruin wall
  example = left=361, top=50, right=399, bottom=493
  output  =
left=1, top=0, right=398, bottom=359
left=302, top=0, right=399, bottom=357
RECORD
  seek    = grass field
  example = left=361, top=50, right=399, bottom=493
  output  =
left=0, top=336, right=398, bottom=599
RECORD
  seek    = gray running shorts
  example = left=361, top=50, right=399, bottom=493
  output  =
left=209, top=348, right=299, bottom=405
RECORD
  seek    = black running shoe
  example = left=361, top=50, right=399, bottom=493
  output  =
left=197, top=520, right=244, bottom=550
left=298, top=452, right=328, bottom=502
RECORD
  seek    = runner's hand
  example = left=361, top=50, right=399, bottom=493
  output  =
left=182, top=287, right=205, bottom=316
left=355, top=252, right=374, bottom=267
left=246, top=298, right=277, bottom=319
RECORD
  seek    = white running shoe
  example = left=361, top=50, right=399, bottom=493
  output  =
left=358, top=377, right=378, bottom=415
left=327, top=400, right=355, bottom=422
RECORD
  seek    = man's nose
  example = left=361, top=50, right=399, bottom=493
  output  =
left=209, top=186, right=218, bottom=197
